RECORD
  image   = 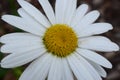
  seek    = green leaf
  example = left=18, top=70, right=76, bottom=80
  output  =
left=13, top=67, right=24, bottom=79
left=0, top=68, right=8, bottom=79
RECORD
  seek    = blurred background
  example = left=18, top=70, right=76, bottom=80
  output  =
left=0, top=0, right=120, bottom=80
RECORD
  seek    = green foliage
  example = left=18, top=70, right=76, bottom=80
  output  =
left=0, top=53, right=8, bottom=79
left=13, top=67, right=24, bottom=79
left=0, top=67, right=8, bottom=79
left=8, top=0, right=18, bottom=15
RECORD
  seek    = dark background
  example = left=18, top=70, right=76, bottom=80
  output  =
left=0, top=0, right=120, bottom=80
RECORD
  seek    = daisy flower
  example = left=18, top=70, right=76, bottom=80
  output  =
left=0, top=0, right=119, bottom=80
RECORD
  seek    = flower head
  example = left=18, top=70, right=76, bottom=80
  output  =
left=0, top=0, right=119, bottom=80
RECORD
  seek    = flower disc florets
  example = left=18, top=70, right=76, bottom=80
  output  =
left=43, top=24, right=78, bottom=57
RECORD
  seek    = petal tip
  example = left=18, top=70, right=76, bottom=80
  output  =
left=0, top=45, right=7, bottom=53
left=1, top=15, right=11, bottom=22
left=17, top=0, right=23, bottom=3
left=0, top=37, right=2, bottom=43
left=104, top=61, right=112, bottom=69
left=0, top=61, right=6, bottom=68
left=106, top=42, right=119, bottom=52
left=111, top=43, right=120, bottom=51
left=107, top=63, right=112, bottom=69
left=82, top=4, right=89, bottom=8
left=0, top=35, right=6, bottom=44
left=1, top=15, right=6, bottom=20
left=17, top=0, right=26, bottom=5
left=90, top=10, right=100, bottom=20
left=102, top=73, right=107, bottom=78
left=106, top=23, right=113, bottom=30
left=1, top=64, right=9, bottom=68
left=95, top=10, right=100, bottom=16
left=0, top=46, right=3, bottom=53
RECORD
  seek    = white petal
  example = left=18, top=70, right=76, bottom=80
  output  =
left=19, top=53, right=53, bottom=80
left=18, top=8, right=32, bottom=20
left=71, top=4, right=88, bottom=27
left=78, top=23, right=113, bottom=37
left=48, top=57, right=63, bottom=80
left=55, top=0, right=67, bottom=24
left=76, top=10, right=100, bottom=29
left=1, top=15, right=45, bottom=36
left=1, top=40, right=44, bottom=53
left=64, top=0, right=77, bottom=25
left=77, top=48, right=112, bottom=68
left=17, top=0, right=50, bottom=27
left=38, top=0, right=56, bottom=24
left=1, top=48, right=46, bottom=68
left=75, top=53, right=102, bottom=80
left=17, top=8, right=46, bottom=30
left=79, top=36, right=119, bottom=52
left=89, top=60, right=107, bottom=77
left=62, top=58, right=74, bottom=80
left=67, top=54, right=94, bottom=80
left=0, top=33, right=42, bottom=44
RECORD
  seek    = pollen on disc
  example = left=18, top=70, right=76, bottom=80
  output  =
left=43, top=24, right=78, bottom=57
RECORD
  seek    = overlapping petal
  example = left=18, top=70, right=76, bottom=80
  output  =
left=17, top=0, right=50, bottom=27
left=2, top=15, right=45, bottom=36
left=77, top=23, right=113, bottom=37
left=55, top=0, right=77, bottom=25
left=38, top=0, right=56, bottom=24
left=79, top=36, right=119, bottom=52
left=48, top=57, right=63, bottom=80
left=71, top=4, right=88, bottom=27
left=19, top=53, right=53, bottom=80
left=62, top=58, right=74, bottom=80
left=1, top=36, right=44, bottom=53
left=75, top=53, right=102, bottom=80
left=77, top=48, right=112, bottom=68
left=67, top=54, right=94, bottom=80
left=1, top=48, right=46, bottom=68
left=76, top=10, right=100, bottom=29
left=0, top=33, right=42, bottom=44
left=88, top=60, right=107, bottom=77
left=17, top=8, right=46, bottom=30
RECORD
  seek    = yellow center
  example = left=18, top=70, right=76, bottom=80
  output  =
left=43, top=24, right=78, bottom=57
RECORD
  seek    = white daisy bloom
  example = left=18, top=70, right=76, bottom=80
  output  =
left=0, top=0, right=119, bottom=80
